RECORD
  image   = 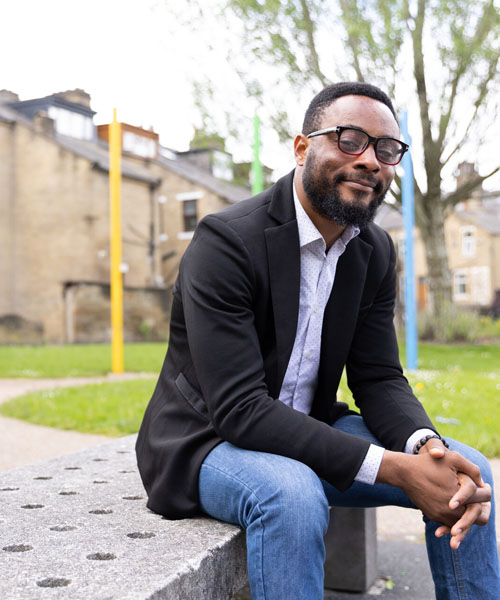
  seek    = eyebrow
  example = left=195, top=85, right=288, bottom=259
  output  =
left=327, top=123, right=401, bottom=139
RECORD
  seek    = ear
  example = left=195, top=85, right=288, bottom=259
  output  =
left=294, top=134, right=310, bottom=167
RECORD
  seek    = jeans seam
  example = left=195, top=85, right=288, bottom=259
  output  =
left=451, top=548, right=467, bottom=600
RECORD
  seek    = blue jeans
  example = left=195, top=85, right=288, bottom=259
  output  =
left=198, top=415, right=500, bottom=599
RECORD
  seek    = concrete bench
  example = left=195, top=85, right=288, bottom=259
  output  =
left=1, top=435, right=377, bottom=599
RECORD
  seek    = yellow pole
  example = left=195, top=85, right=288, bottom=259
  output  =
left=109, top=108, right=124, bottom=373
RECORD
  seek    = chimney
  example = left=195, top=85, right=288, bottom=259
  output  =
left=0, top=89, right=20, bottom=104
left=33, top=110, right=55, bottom=137
left=55, top=89, right=91, bottom=108
left=454, top=161, right=483, bottom=210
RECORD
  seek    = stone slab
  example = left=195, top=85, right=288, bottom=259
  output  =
left=324, top=507, right=377, bottom=592
left=0, top=435, right=247, bottom=600
left=324, top=540, right=434, bottom=599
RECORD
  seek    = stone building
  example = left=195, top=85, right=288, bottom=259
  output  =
left=376, top=163, right=500, bottom=314
left=0, top=90, right=249, bottom=344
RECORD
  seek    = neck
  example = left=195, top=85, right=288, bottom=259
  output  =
left=294, top=170, right=345, bottom=250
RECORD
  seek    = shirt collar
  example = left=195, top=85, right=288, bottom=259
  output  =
left=293, top=184, right=360, bottom=250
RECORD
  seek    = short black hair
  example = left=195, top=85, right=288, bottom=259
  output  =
left=302, top=82, right=397, bottom=135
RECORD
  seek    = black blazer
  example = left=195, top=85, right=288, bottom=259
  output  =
left=136, top=171, right=434, bottom=519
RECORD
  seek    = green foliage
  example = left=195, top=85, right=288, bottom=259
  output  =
left=417, top=308, right=500, bottom=343
left=0, top=343, right=167, bottom=378
left=418, top=307, right=482, bottom=342
left=0, top=379, right=156, bottom=437
left=189, top=128, right=226, bottom=151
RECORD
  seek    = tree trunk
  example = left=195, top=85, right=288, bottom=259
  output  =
left=416, top=195, right=452, bottom=341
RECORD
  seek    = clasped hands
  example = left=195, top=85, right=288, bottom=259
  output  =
left=378, top=438, right=491, bottom=549
left=417, top=438, right=491, bottom=549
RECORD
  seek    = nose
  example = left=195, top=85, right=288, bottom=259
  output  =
left=352, top=142, right=381, bottom=172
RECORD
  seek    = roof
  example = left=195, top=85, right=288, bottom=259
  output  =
left=156, top=151, right=250, bottom=204
left=456, top=204, right=500, bottom=235
left=374, top=203, right=402, bottom=230
left=0, top=102, right=32, bottom=127
left=8, top=93, right=95, bottom=119
left=56, top=136, right=161, bottom=186
left=1, top=100, right=252, bottom=203
left=375, top=200, right=500, bottom=236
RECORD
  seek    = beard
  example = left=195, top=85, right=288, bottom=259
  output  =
left=302, top=149, right=388, bottom=229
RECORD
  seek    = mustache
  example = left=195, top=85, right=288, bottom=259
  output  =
left=334, top=172, right=383, bottom=194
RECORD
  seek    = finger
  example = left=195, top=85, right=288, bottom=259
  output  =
left=435, top=525, right=450, bottom=538
left=462, top=485, right=491, bottom=506
left=450, top=480, right=491, bottom=509
left=450, top=503, right=483, bottom=539
left=474, top=502, right=491, bottom=527
left=427, top=441, right=446, bottom=458
left=447, top=452, right=484, bottom=487
left=449, top=475, right=478, bottom=509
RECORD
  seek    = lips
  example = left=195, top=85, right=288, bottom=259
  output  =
left=343, top=180, right=376, bottom=191
left=336, top=173, right=381, bottom=193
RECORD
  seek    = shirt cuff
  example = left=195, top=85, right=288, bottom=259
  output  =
left=405, top=428, right=437, bottom=455
left=354, top=444, right=385, bottom=485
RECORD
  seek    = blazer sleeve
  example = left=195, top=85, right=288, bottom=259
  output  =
left=346, top=231, right=436, bottom=451
left=179, top=214, right=371, bottom=491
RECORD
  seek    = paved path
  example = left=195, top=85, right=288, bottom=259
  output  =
left=0, top=376, right=499, bottom=544
left=0, top=374, right=154, bottom=471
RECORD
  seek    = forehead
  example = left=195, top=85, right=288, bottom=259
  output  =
left=319, top=95, right=400, bottom=138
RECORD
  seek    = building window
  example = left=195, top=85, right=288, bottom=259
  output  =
left=47, top=106, right=94, bottom=140
left=470, top=266, right=491, bottom=306
left=176, top=191, right=203, bottom=239
left=182, top=199, right=198, bottom=232
left=122, top=132, right=157, bottom=158
left=461, top=227, right=476, bottom=257
left=453, top=271, right=468, bottom=298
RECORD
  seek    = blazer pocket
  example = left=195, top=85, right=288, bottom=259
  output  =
left=175, top=372, right=209, bottom=418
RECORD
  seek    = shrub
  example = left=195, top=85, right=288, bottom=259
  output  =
left=418, top=306, right=482, bottom=343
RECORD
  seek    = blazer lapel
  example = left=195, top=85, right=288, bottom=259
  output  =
left=265, top=172, right=301, bottom=392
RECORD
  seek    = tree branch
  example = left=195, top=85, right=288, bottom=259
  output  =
left=298, top=0, right=329, bottom=87
left=441, top=50, right=500, bottom=169
left=409, top=0, right=441, bottom=195
left=444, top=166, right=500, bottom=207
left=438, top=0, right=499, bottom=152
left=338, top=0, right=366, bottom=81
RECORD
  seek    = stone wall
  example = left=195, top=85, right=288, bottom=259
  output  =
left=66, top=282, right=172, bottom=343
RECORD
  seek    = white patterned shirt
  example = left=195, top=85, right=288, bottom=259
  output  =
left=278, top=187, right=384, bottom=484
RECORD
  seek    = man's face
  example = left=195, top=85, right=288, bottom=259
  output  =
left=301, top=95, right=400, bottom=228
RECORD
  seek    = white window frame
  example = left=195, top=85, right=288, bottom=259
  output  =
left=453, top=270, right=468, bottom=299
left=176, top=190, right=204, bottom=202
left=460, top=226, right=476, bottom=258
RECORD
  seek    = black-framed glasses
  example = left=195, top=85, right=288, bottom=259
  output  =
left=307, top=125, right=409, bottom=166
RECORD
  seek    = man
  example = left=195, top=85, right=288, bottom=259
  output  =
left=137, top=82, right=499, bottom=599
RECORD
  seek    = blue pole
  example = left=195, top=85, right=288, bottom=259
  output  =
left=400, top=111, right=418, bottom=371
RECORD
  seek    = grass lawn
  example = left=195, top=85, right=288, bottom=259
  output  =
left=0, top=378, right=156, bottom=437
left=1, top=342, right=499, bottom=456
left=0, top=343, right=167, bottom=378
left=337, top=343, right=500, bottom=457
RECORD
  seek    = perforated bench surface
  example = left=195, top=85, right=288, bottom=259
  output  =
left=0, top=435, right=247, bottom=600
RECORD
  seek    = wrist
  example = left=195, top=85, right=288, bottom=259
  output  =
left=376, top=449, right=410, bottom=487
left=413, top=434, right=449, bottom=455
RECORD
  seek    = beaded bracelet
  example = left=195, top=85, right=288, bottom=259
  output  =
left=413, top=434, right=450, bottom=455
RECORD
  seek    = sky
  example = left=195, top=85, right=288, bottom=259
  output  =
left=1, top=0, right=295, bottom=175
left=2, top=1, right=198, bottom=145
left=2, top=0, right=499, bottom=189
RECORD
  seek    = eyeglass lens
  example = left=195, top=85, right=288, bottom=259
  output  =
left=339, top=128, right=404, bottom=165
